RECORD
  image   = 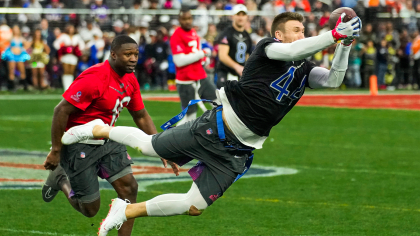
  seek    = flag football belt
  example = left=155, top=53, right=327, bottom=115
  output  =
left=161, top=99, right=254, bottom=183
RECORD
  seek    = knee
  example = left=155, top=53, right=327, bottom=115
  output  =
left=119, top=181, right=138, bottom=199
left=79, top=203, right=100, bottom=218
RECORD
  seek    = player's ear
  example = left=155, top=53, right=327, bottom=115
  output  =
left=110, top=50, right=117, bottom=60
left=275, top=30, right=283, bottom=41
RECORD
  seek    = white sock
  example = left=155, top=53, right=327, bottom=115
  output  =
left=109, top=126, right=159, bottom=157
left=176, top=112, right=197, bottom=126
left=145, top=182, right=208, bottom=216
left=62, top=75, right=74, bottom=91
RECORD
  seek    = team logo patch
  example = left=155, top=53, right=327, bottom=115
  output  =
left=0, top=149, right=298, bottom=191
left=70, top=91, right=82, bottom=102
left=80, top=152, right=86, bottom=158
left=206, top=128, right=213, bottom=135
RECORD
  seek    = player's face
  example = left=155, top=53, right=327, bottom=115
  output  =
left=113, top=43, right=139, bottom=73
left=276, top=20, right=305, bottom=43
left=179, top=11, right=193, bottom=31
left=233, top=12, right=248, bottom=28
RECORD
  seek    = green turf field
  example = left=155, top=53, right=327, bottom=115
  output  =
left=0, top=96, right=420, bottom=236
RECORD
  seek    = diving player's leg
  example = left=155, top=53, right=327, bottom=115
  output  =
left=99, top=163, right=237, bottom=236
left=62, top=124, right=159, bottom=157
left=176, top=83, right=197, bottom=126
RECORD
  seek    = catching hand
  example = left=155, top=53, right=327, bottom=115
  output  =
left=332, top=13, right=361, bottom=43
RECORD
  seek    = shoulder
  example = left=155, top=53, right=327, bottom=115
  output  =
left=255, top=37, right=279, bottom=50
left=79, top=62, right=107, bottom=79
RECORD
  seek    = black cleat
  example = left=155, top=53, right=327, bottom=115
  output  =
left=41, top=164, right=67, bottom=202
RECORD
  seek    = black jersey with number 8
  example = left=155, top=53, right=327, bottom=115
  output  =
left=216, top=26, right=252, bottom=77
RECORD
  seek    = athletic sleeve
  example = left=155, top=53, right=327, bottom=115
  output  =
left=63, top=70, right=102, bottom=111
left=265, top=31, right=335, bottom=61
left=126, top=77, right=145, bottom=111
left=308, top=43, right=351, bottom=88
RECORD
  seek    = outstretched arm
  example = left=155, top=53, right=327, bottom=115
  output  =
left=265, top=31, right=336, bottom=62
left=308, top=43, right=351, bottom=88
left=266, top=13, right=360, bottom=62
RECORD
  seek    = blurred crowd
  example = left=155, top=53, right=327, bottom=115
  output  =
left=1, top=0, right=420, bottom=91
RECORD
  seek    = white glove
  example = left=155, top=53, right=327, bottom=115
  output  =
left=203, top=48, right=212, bottom=57
left=331, top=13, right=361, bottom=42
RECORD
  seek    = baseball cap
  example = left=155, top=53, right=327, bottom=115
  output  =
left=22, top=26, right=30, bottom=34
left=232, top=4, right=248, bottom=15
left=113, top=19, right=124, bottom=28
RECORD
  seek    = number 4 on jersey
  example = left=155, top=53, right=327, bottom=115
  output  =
left=270, top=67, right=306, bottom=102
left=270, top=67, right=296, bottom=101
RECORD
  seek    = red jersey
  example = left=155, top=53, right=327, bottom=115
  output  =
left=170, top=27, right=206, bottom=82
left=63, top=60, right=144, bottom=130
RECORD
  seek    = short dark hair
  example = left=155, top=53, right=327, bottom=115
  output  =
left=179, top=6, right=190, bottom=16
left=270, top=12, right=304, bottom=37
left=111, top=35, right=138, bottom=52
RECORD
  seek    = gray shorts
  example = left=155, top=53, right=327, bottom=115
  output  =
left=152, top=108, right=253, bottom=205
left=177, top=78, right=217, bottom=115
left=60, top=140, right=134, bottom=203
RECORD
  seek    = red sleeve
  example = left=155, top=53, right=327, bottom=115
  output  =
left=170, top=31, right=186, bottom=55
left=62, top=70, right=102, bottom=111
left=126, top=77, right=145, bottom=111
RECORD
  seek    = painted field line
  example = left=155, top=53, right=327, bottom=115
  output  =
left=290, top=165, right=419, bottom=177
left=232, top=197, right=420, bottom=213
left=0, top=228, right=90, bottom=236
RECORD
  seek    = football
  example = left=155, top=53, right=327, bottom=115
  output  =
left=329, top=7, right=357, bottom=30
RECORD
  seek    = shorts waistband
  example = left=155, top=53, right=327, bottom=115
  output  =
left=78, top=139, right=106, bottom=145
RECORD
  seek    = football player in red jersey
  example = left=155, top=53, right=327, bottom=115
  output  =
left=42, top=35, right=178, bottom=236
left=170, top=8, right=217, bottom=125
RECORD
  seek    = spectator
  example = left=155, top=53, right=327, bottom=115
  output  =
left=86, top=30, right=105, bottom=62
left=151, top=30, right=169, bottom=90
left=22, top=26, right=31, bottom=41
left=400, top=0, right=417, bottom=34
left=319, top=10, right=330, bottom=28
left=53, top=24, right=85, bottom=90
left=29, top=28, right=50, bottom=90
left=76, top=51, right=93, bottom=76
left=361, top=40, right=376, bottom=88
left=346, top=39, right=363, bottom=88
left=384, top=21, right=400, bottom=49
left=359, top=23, right=377, bottom=45
left=113, top=19, right=126, bottom=36
left=250, top=27, right=266, bottom=45
left=26, top=0, right=42, bottom=30
left=312, top=0, right=330, bottom=14
left=40, top=19, right=55, bottom=57
left=79, top=18, right=103, bottom=43
left=129, top=0, right=143, bottom=27
left=45, top=0, right=64, bottom=29
left=139, top=21, right=151, bottom=44
left=377, top=38, right=389, bottom=88
left=2, top=25, right=31, bottom=91
left=397, top=29, right=411, bottom=89
left=91, top=0, right=110, bottom=29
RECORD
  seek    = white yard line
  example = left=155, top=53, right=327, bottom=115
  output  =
left=0, top=228, right=90, bottom=236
